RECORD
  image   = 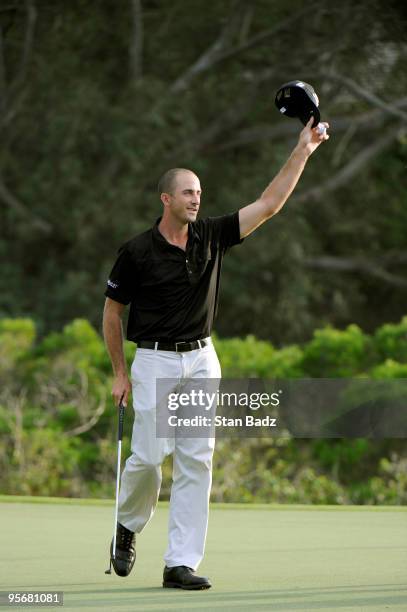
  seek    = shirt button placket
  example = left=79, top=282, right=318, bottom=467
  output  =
left=186, top=258, right=193, bottom=278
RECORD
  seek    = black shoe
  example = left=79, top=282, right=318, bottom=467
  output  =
left=110, top=523, right=136, bottom=577
left=162, top=565, right=211, bottom=590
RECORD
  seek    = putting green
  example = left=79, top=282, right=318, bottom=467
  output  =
left=0, top=497, right=406, bottom=611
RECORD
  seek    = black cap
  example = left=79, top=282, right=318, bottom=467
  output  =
left=275, top=80, right=320, bottom=127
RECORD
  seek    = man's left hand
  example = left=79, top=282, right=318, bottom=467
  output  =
left=298, top=117, right=330, bottom=156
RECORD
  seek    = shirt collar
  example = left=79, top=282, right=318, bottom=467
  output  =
left=152, top=216, right=201, bottom=248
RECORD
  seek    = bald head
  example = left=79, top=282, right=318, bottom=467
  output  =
left=157, top=168, right=198, bottom=196
left=158, top=168, right=202, bottom=225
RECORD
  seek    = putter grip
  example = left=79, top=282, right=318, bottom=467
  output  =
left=118, top=402, right=125, bottom=441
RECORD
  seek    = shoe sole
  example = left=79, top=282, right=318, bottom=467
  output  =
left=162, top=581, right=211, bottom=590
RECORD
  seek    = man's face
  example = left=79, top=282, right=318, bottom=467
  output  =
left=165, top=171, right=201, bottom=224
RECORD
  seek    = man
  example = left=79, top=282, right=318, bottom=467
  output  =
left=103, top=117, right=329, bottom=590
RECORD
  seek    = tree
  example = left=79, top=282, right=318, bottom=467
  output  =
left=0, top=0, right=406, bottom=343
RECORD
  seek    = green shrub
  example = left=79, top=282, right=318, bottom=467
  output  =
left=0, top=318, right=36, bottom=369
left=1, top=316, right=406, bottom=504
left=301, top=324, right=371, bottom=377
left=374, top=316, right=407, bottom=363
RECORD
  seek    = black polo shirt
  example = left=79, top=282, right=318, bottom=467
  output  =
left=104, top=211, right=243, bottom=343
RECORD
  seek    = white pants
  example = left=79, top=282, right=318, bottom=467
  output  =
left=117, top=338, right=221, bottom=571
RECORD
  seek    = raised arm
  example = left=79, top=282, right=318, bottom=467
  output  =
left=103, top=297, right=132, bottom=407
left=239, top=118, right=329, bottom=239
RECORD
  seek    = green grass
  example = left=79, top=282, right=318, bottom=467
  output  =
left=1, top=497, right=406, bottom=611
left=1, top=495, right=406, bottom=511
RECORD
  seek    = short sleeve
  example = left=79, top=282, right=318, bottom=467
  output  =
left=104, top=245, right=136, bottom=305
left=206, top=211, right=243, bottom=251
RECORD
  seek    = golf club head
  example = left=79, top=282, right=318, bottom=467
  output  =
left=275, top=80, right=320, bottom=127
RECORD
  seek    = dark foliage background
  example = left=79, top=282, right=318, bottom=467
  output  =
left=0, top=0, right=406, bottom=344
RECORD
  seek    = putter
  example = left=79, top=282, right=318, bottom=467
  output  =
left=105, top=399, right=125, bottom=575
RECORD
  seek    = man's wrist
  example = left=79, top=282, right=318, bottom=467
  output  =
left=114, top=370, right=128, bottom=379
left=293, top=142, right=312, bottom=162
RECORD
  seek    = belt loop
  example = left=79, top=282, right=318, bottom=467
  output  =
left=197, top=339, right=202, bottom=349
left=154, top=341, right=158, bottom=351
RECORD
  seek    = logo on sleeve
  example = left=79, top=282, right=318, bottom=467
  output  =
left=107, top=279, right=119, bottom=289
